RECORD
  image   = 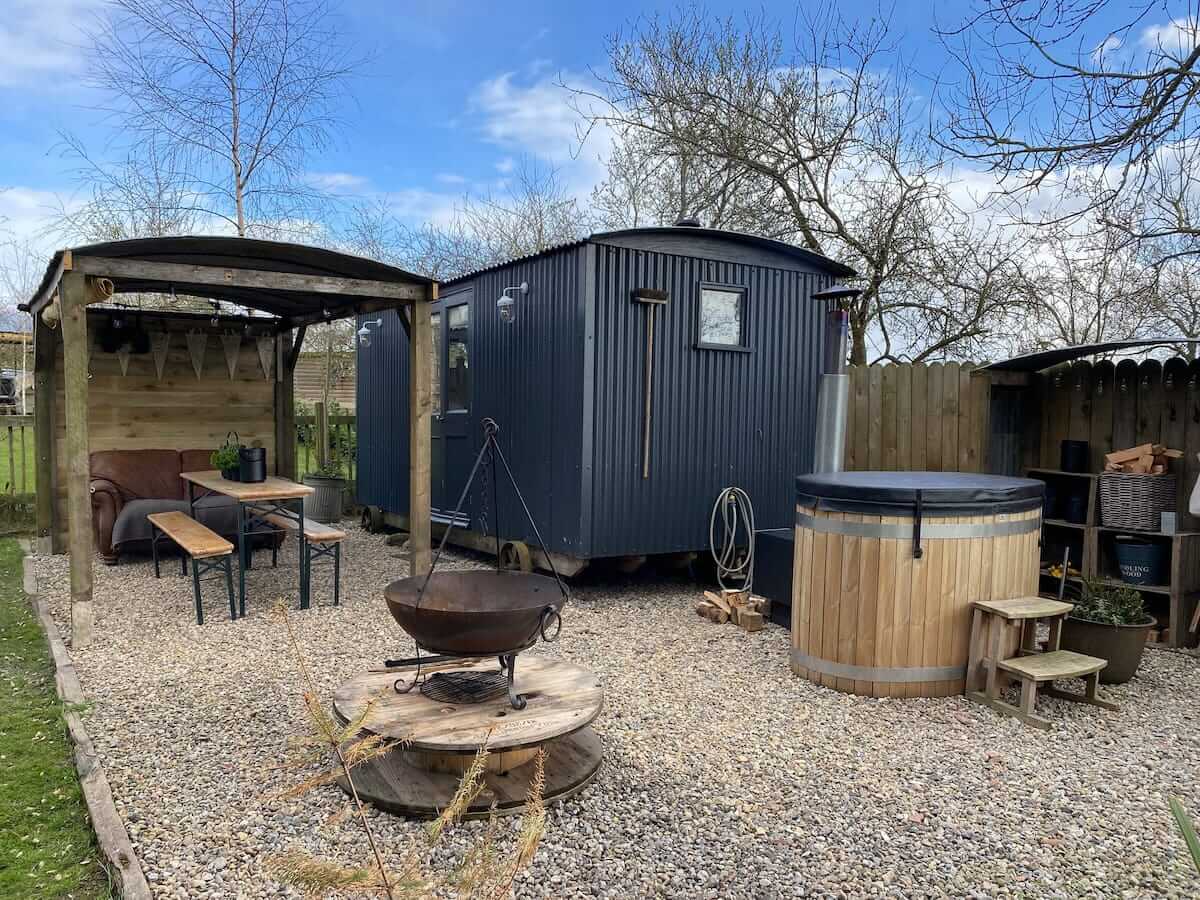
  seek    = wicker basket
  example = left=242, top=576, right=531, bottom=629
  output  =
left=1098, top=473, right=1177, bottom=530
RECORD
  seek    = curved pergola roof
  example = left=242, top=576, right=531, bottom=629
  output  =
left=22, top=236, right=437, bottom=329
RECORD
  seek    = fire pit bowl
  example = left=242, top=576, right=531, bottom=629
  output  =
left=384, top=570, right=565, bottom=656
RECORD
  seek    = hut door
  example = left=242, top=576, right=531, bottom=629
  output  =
left=431, top=293, right=472, bottom=522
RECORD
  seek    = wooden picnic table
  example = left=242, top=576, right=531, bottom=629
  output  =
left=180, top=470, right=314, bottom=616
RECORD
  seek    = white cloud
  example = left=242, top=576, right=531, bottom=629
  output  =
left=470, top=70, right=587, bottom=165
left=0, top=0, right=103, bottom=88
left=1139, top=17, right=1200, bottom=51
left=494, top=157, right=515, bottom=174
left=435, top=172, right=467, bottom=185
left=0, top=186, right=65, bottom=244
left=1092, top=34, right=1123, bottom=61
left=305, top=171, right=369, bottom=193
left=382, top=188, right=461, bottom=228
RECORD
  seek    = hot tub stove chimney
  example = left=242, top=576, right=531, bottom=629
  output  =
left=811, top=285, right=862, bottom=473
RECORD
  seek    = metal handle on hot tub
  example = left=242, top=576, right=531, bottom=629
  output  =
left=540, top=605, right=562, bottom=642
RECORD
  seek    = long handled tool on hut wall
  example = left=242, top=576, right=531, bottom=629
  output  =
left=633, top=288, right=669, bottom=479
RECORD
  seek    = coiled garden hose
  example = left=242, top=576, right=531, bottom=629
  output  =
left=709, top=487, right=755, bottom=593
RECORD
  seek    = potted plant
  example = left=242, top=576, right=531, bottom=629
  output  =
left=303, top=437, right=347, bottom=523
left=1060, top=576, right=1156, bottom=684
left=211, top=438, right=241, bottom=482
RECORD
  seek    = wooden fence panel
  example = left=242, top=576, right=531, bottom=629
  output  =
left=1089, top=362, right=1115, bottom=474
left=842, top=364, right=989, bottom=475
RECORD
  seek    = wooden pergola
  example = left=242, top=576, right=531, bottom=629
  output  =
left=21, top=236, right=437, bottom=647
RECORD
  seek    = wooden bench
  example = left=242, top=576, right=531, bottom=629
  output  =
left=147, top=511, right=235, bottom=624
left=252, top=510, right=346, bottom=609
left=966, top=595, right=1118, bottom=730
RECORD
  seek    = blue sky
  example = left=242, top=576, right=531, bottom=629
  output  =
left=0, top=0, right=1184, bottom=249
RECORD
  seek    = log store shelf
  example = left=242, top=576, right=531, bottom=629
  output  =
left=1028, top=468, right=1200, bottom=648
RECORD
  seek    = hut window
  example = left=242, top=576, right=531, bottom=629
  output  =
left=446, top=304, right=470, bottom=412
left=696, top=284, right=747, bottom=350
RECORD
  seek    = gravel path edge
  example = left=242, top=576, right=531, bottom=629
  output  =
left=23, top=553, right=153, bottom=900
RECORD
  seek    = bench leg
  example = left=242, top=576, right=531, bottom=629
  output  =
left=237, top=504, right=247, bottom=618
left=151, top=526, right=161, bottom=579
left=191, top=556, right=204, bottom=625
left=181, top=547, right=187, bottom=577
left=224, top=555, right=235, bottom=621
left=300, top=540, right=310, bottom=610
left=333, top=542, right=340, bottom=607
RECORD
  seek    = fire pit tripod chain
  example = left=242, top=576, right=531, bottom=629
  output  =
left=384, top=418, right=570, bottom=710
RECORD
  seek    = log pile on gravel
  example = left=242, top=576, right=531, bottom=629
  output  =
left=696, top=589, right=766, bottom=631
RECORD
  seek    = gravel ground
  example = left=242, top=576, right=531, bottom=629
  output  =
left=33, top=524, right=1200, bottom=899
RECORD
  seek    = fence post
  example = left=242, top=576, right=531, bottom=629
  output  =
left=315, top=401, right=329, bottom=471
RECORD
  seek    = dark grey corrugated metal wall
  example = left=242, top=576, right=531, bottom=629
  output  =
left=355, top=246, right=587, bottom=555
left=586, top=243, right=829, bottom=557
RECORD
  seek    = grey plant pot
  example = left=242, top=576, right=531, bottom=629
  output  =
left=1060, top=615, right=1156, bottom=684
left=302, top=474, right=346, bottom=524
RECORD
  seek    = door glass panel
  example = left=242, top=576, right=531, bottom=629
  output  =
left=446, top=304, right=470, bottom=412
left=431, top=311, right=442, bottom=417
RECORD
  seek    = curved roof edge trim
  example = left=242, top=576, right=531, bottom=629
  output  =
left=983, top=338, right=1200, bottom=373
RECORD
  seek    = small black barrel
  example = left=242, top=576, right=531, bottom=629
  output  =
left=1060, top=439, right=1090, bottom=473
left=239, top=446, right=267, bottom=483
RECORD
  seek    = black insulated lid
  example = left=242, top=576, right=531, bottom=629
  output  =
left=795, top=471, right=1044, bottom=516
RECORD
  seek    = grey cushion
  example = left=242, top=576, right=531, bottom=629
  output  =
left=111, top=495, right=241, bottom=551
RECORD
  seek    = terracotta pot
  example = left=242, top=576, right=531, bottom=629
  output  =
left=1060, top=615, right=1155, bottom=684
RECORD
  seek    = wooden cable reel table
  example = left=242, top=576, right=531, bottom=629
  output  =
left=333, top=656, right=603, bottom=818
left=332, top=418, right=604, bottom=817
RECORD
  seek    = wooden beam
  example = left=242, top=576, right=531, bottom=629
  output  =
left=408, top=299, right=432, bottom=577
left=33, top=316, right=57, bottom=553
left=59, top=272, right=94, bottom=647
left=274, top=330, right=298, bottom=480
left=72, top=255, right=429, bottom=303
left=285, top=297, right=416, bottom=330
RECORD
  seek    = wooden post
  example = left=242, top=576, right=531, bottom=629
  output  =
left=59, top=272, right=94, bottom=648
left=274, top=327, right=304, bottom=480
left=315, top=401, right=329, bottom=471
left=409, top=298, right=433, bottom=576
left=33, top=317, right=57, bottom=553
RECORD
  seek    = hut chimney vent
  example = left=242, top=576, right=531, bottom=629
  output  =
left=674, top=216, right=702, bottom=228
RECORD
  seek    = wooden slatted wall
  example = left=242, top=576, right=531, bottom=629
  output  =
left=1034, top=358, right=1200, bottom=529
left=843, top=362, right=991, bottom=474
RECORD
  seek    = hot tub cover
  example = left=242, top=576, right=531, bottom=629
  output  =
left=795, top=471, right=1044, bottom=517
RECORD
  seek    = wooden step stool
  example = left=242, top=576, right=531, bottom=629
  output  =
left=966, top=596, right=1118, bottom=730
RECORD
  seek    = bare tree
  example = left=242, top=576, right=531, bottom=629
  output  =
left=939, top=1, right=1200, bottom=259
left=591, top=125, right=793, bottom=235
left=575, top=6, right=1016, bottom=363
left=343, top=159, right=588, bottom=280
left=54, top=136, right=201, bottom=242
left=82, top=0, right=357, bottom=237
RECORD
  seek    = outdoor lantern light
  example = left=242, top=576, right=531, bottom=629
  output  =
left=357, top=318, right=383, bottom=347
left=497, top=282, right=528, bottom=324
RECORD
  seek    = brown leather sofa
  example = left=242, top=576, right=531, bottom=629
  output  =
left=89, top=448, right=273, bottom=565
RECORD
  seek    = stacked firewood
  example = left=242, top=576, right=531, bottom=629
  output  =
left=696, top=590, right=767, bottom=632
left=1103, top=443, right=1183, bottom=474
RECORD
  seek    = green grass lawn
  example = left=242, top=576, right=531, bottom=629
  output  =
left=0, top=540, right=113, bottom=899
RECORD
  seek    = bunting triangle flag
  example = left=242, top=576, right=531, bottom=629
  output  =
left=151, top=332, right=170, bottom=381
left=220, top=333, right=241, bottom=380
left=116, top=347, right=131, bottom=376
left=186, top=331, right=207, bottom=379
left=256, top=336, right=274, bottom=379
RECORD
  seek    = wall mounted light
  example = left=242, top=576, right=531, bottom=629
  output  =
left=357, top=318, right=383, bottom=347
left=497, top=282, right=529, bottom=324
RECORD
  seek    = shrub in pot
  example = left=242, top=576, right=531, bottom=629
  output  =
left=303, top=454, right=346, bottom=524
left=211, top=441, right=241, bottom=482
left=1061, top=577, right=1156, bottom=684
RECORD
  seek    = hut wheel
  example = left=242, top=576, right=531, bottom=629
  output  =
left=499, top=540, right=533, bottom=573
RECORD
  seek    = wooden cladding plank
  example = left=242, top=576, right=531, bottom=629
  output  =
left=1184, top=360, right=1200, bottom=531
left=881, top=364, right=898, bottom=471
left=1042, top=368, right=1071, bottom=469
left=896, top=365, right=913, bottom=472
left=1135, top=359, right=1163, bottom=448
left=852, top=366, right=869, bottom=472
left=926, top=363, right=944, bottom=471
left=1067, top=362, right=1092, bottom=444
left=942, top=362, right=960, bottom=474
left=957, top=365, right=973, bottom=473
left=867, top=366, right=883, bottom=469
left=911, top=364, right=928, bottom=472
left=1089, top=361, right=1115, bottom=474
left=1113, top=360, right=1139, bottom=451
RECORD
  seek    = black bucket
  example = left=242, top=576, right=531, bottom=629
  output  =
left=239, top=447, right=267, bottom=483
left=1064, top=492, right=1088, bottom=524
left=1114, top=536, right=1168, bottom=585
left=1061, top=439, right=1090, bottom=473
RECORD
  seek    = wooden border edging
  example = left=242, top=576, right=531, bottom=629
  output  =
left=22, top=555, right=153, bottom=900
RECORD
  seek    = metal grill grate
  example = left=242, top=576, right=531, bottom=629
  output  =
left=420, top=669, right=508, bottom=704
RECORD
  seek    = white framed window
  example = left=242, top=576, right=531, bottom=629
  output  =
left=696, top=283, right=748, bottom=350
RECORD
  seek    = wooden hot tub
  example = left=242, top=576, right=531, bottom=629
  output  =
left=790, top=472, right=1044, bottom=698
